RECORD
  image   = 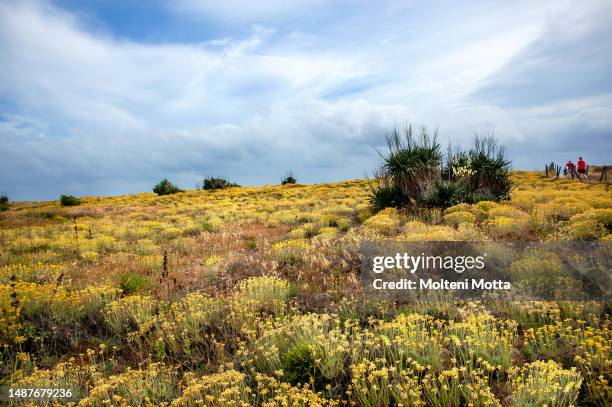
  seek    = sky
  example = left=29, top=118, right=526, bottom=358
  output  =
left=1, top=0, right=611, bottom=201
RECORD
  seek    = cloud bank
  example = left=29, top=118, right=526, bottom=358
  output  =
left=1, top=0, right=611, bottom=200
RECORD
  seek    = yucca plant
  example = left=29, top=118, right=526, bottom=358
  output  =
left=281, top=171, right=297, bottom=185
left=465, top=135, right=511, bottom=201
left=380, top=125, right=442, bottom=202
left=368, top=170, right=407, bottom=210
left=370, top=126, right=511, bottom=211
left=418, top=180, right=465, bottom=209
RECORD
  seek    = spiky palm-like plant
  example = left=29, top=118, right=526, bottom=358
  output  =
left=368, top=170, right=407, bottom=211
left=418, top=180, right=466, bottom=209
left=465, top=135, right=512, bottom=200
left=381, top=125, right=443, bottom=202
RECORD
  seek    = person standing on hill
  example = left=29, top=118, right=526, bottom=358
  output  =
left=577, top=157, right=587, bottom=179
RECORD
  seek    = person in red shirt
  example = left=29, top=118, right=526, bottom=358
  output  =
left=564, top=160, right=574, bottom=176
left=577, top=157, right=587, bottom=179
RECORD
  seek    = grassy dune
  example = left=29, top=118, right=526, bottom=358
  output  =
left=0, top=171, right=610, bottom=406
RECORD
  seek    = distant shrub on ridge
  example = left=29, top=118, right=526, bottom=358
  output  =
left=60, top=194, right=80, bottom=206
left=202, top=177, right=239, bottom=190
left=0, top=195, right=8, bottom=211
left=153, top=179, right=183, bottom=196
left=281, top=171, right=297, bottom=185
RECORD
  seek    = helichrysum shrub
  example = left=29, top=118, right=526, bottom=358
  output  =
left=540, top=198, right=590, bottom=221
left=80, top=363, right=180, bottom=406
left=486, top=216, right=530, bottom=239
left=363, top=208, right=401, bottom=235
left=271, top=238, right=309, bottom=264
left=444, top=211, right=476, bottom=227
left=171, top=369, right=250, bottom=406
left=350, top=360, right=425, bottom=406
left=421, top=368, right=500, bottom=407
left=375, top=313, right=446, bottom=371
left=567, top=219, right=606, bottom=240
left=507, top=360, right=582, bottom=407
left=445, top=313, right=517, bottom=371
left=103, top=295, right=158, bottom=335
left=237, top=276, right=290, bottom=306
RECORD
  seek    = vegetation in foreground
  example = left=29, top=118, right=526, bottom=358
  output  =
left=0, top=171, right=610, bottom=406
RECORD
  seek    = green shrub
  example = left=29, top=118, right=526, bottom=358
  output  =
left=202, top=177, right=239, bottom=190
left=282, top=343, right=323, bottom=388
left=201, top=221, right=214, bottom=232
left=118, top=272, right=150, bottom=294
left=153, top=179, right=182, bottom=196
left=201, top=216, right=223, bottom=232
left=245, top=237, right=258, bottom=251
left=59, top=194, right=80, bottom=206
left=0, top=195, right=8, bottom=211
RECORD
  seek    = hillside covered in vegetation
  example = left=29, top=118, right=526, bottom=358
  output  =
left=0, top=171, right=610, bottom=406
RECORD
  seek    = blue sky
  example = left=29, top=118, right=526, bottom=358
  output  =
left=1, top=0, right=611, bottom=200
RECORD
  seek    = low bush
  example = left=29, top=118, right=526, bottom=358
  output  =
left=570, top=208, right=612, bottom=231
left=486, top=216, right=530, bottom=239
left=202, top=177, right=239, bottom=190
left=282, top=343, right=321, bottom=387
left=0, top=195, right=8, bottom=211
left=444, top=210, right=476, bottom=227
left=118, top=272, right=150, bottom=294
left=567, top=219, right=606, bottom=240
left=153, top=179, right=182, bottom=196
left=59, top=194, right=80, bottom=206
left=508, top=360, right=582, bottom=407
left=363, top=208, right=401, bottom=235
left=236, top=276, right=291, bottom=310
